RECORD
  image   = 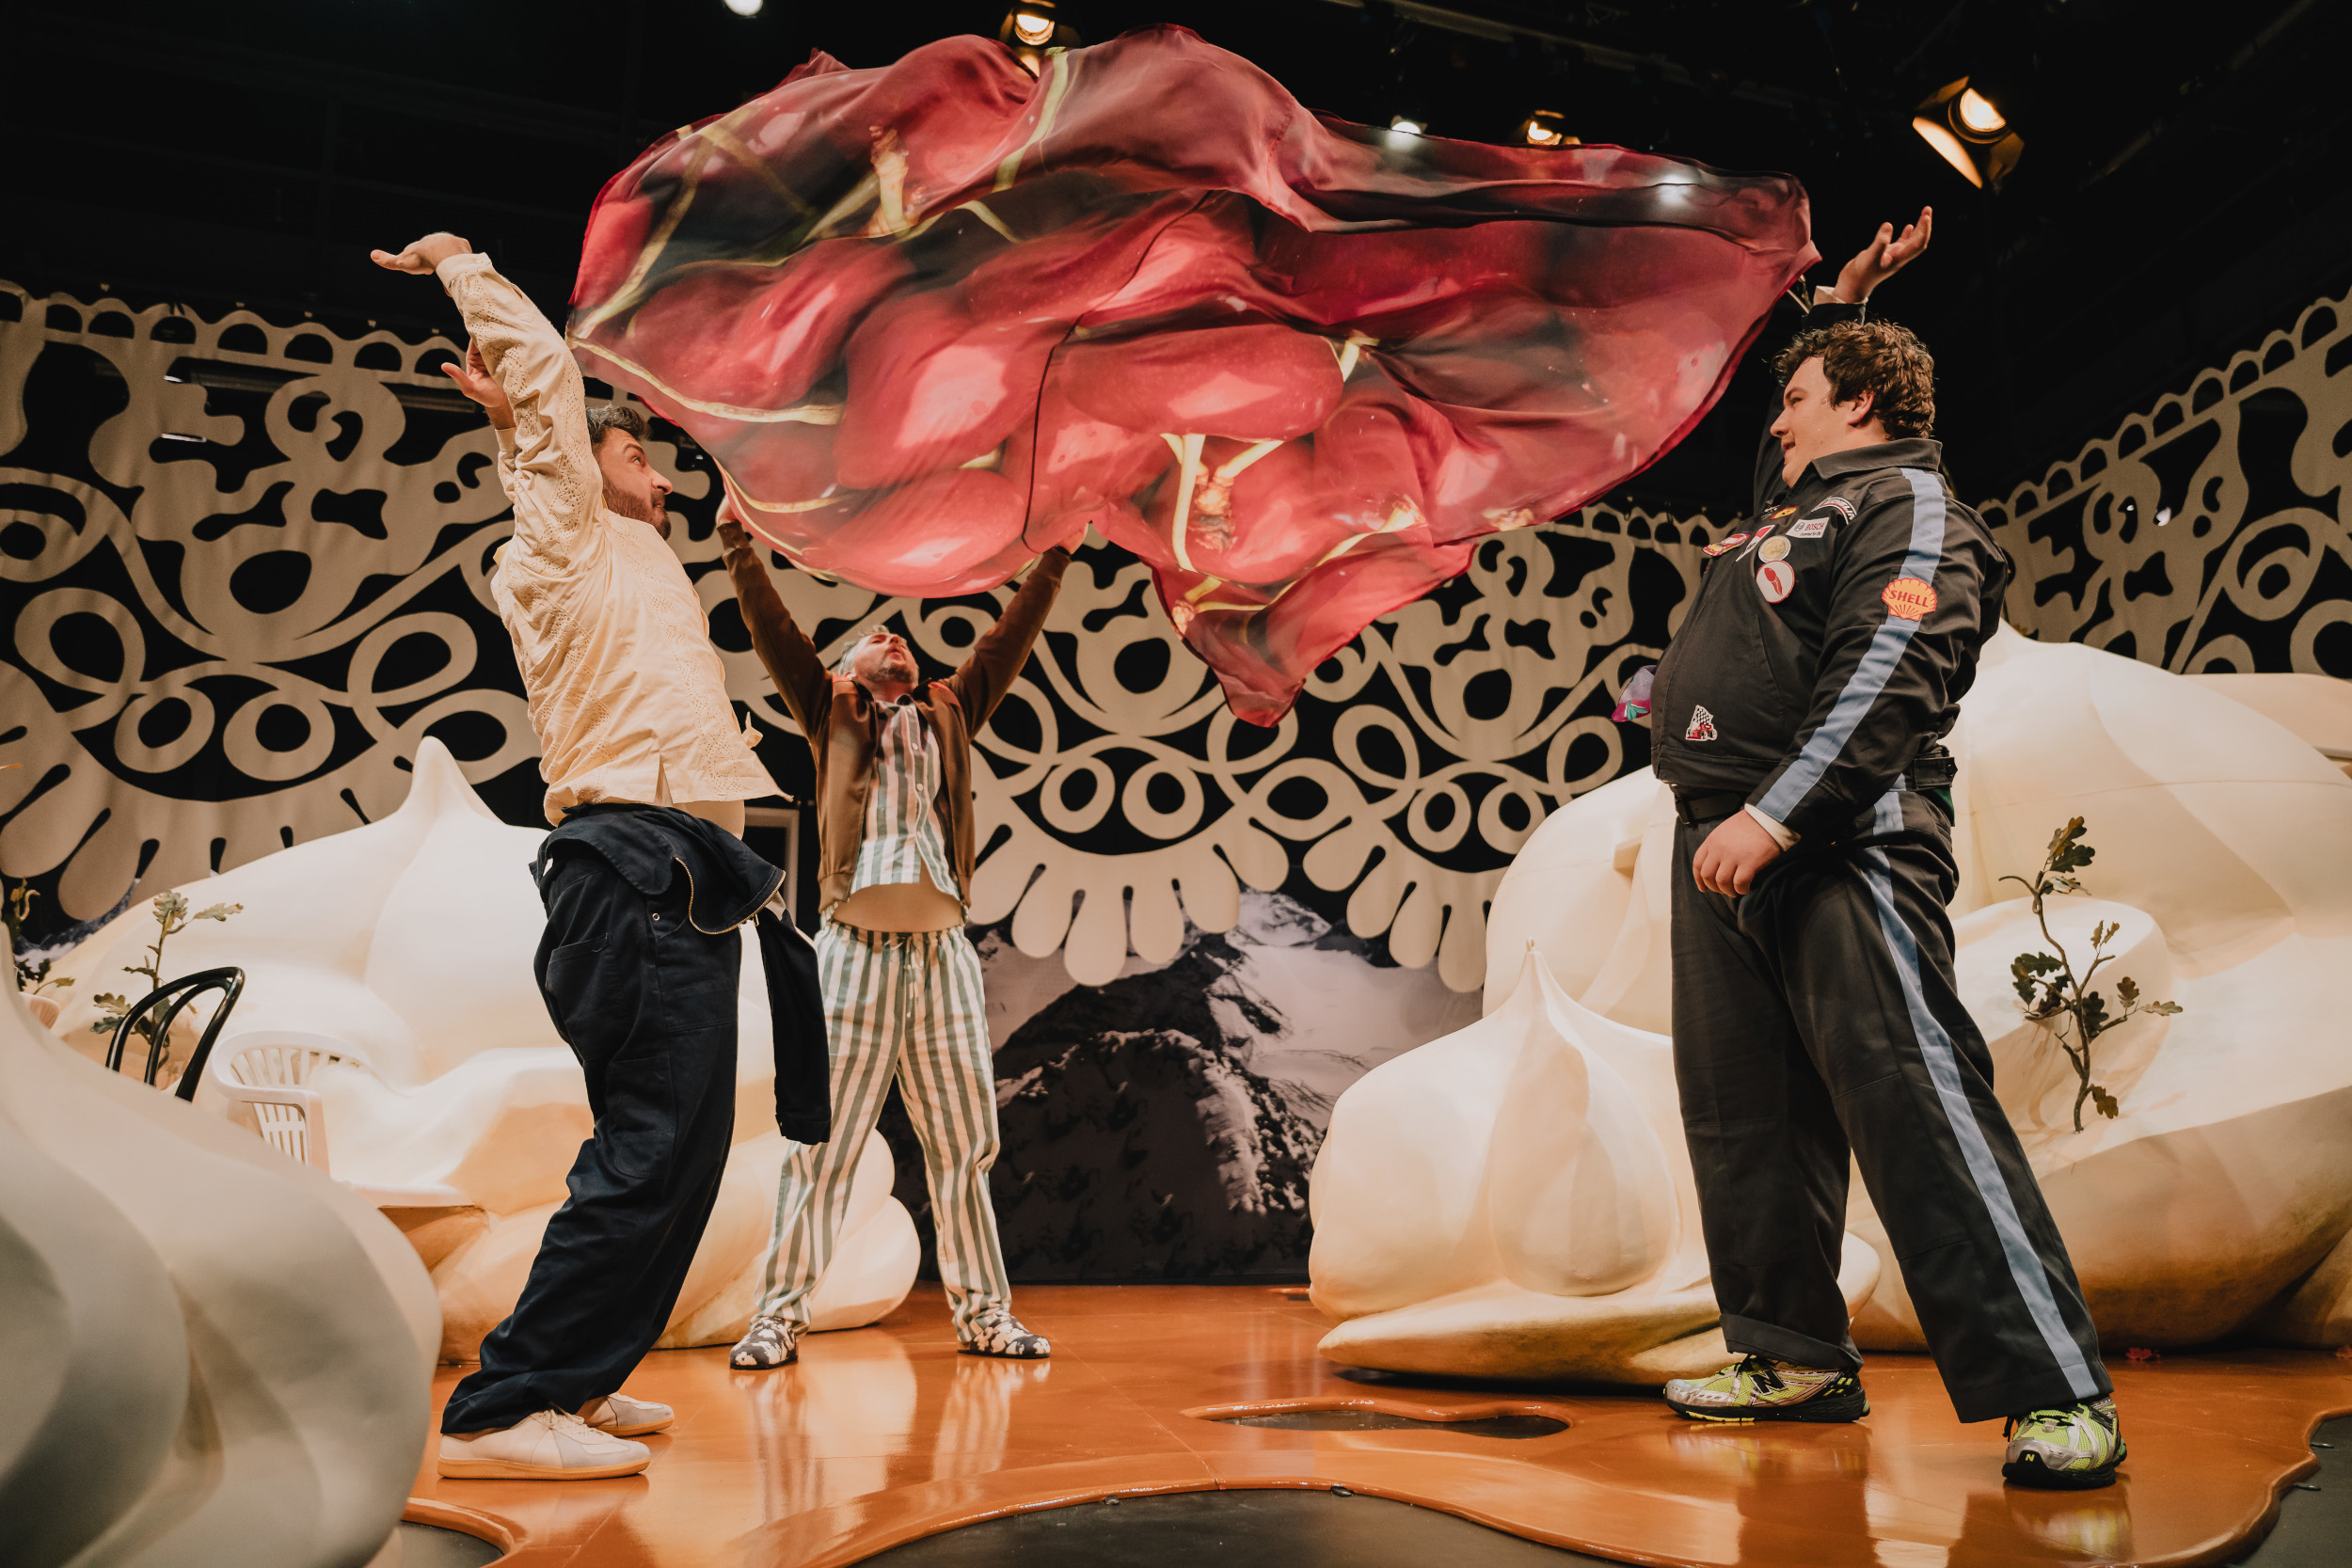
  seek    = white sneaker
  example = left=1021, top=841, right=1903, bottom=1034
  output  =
left=579, top=1392, right=674, bottom=1436
left=437, top=1408, right=651, bottom=1481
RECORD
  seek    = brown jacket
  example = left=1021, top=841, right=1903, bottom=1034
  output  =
left=726, top=546, right=1070, bottom=911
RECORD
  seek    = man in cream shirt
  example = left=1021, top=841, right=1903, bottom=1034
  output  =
left=372, top=232, right=827, bottom=1481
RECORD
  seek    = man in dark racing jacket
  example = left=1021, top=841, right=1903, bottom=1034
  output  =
left=1645, top=211, right=2123, bottom=1491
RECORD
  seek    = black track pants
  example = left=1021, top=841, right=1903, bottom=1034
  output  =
left=1668, top=787, right=2110, bottom=1424
left=441, top=850, right=740, bottom=1433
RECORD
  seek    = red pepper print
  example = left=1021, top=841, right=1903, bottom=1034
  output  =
left=570, top=26, right=1816, bottom=722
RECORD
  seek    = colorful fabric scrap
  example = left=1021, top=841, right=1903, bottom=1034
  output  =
left=1613, top=663, right=1658, bottom=723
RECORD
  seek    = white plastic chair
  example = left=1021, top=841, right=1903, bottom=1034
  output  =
left=207, top=1030, right=468, bottom=1208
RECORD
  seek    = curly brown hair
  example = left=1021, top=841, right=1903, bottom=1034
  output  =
left=1773, top=318, right=1936, bottom=439
left=585, top=402, right=649, bottom=451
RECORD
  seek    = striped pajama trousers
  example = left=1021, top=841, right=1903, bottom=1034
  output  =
left=750, top=919, right=1014, bottom=1338
left=1669, top=785, right=2111, bottom=1425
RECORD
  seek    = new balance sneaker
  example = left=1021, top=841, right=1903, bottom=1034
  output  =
left=1664, top=1354, right=1868, bottom=1423
left=579, top=1392, right=674, bottom=1436
left=962, top=1309, right=1051, bottom=1359
left=2003, top=1398, right=2126, bottom=1489
left=730, top=1314, right=801, bottom=1370
left=437, top=1409, right=650, bottom=1481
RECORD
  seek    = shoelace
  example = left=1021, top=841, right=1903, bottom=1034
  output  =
left=2005, top=1403, right=2104, bottom=1440
left=534, top=1408, right=605, bottom=1440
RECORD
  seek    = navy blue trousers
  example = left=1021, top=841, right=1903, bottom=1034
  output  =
left=440, top=849, right=740, bottom=1433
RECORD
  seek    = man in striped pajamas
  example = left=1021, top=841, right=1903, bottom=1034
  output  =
left=1645, top=212, right=2122, bottom=1490
left=718, top=501, right=1069, bottom=1367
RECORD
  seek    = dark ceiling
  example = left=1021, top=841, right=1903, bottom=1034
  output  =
left=8, top=0, right=2347, bottom=511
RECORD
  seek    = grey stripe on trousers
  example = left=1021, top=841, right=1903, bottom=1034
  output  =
left=1666, top=786, right=2107, bottom=1421
left=1855, top=814, right=2103, bottom=1402
left=750, top=919, right=1013, bottom=1338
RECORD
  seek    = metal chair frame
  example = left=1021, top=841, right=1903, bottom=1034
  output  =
left=103, top=966, right=246, bottom=1099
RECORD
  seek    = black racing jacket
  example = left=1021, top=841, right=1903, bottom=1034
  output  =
left=1649, top=320, right=2010, bottom=839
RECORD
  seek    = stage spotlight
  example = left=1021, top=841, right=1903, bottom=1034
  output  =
left=1912, top=76, right=2024, bottom=190
left=1518, top=110, right=1578, bottom=148
left=997, top=2, right=1076, bottom=72
left=723, top=0, right=762, bottom=15
left=1391, top=116, right=1426, bottom=136
left=1002, top=2, right=1057, bottom=46
left=1955, top=87, right=2006, bottom=135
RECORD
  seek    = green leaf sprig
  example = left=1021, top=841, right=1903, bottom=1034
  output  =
left=87, top=890, right=244, bottom=1082
left=2001, top=818, right=2183, bottom=1132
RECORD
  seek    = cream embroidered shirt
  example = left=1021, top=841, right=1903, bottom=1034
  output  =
left=437, top=252, right=776, bottom=825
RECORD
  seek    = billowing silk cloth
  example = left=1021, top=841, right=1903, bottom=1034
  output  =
left=569, top=26, right=1815, bottom=722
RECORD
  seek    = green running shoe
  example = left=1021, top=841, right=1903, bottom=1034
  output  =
left=1663, top=1354, right=1868, bottom=1423
left=2003, top=1398, right=2126, bottom=1489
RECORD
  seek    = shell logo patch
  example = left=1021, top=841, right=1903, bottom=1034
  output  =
left=1756, top=560, right=1797, bottom=603
left=1684, top=705, right=1718, bottom=742
left=1702, top=531, right=1751, bottom=558
left=1881, top=577, right=1938, bottom=620
left=1788, top=516, right=1830, bottom=539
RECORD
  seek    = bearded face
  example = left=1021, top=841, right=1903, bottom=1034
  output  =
left=848, top=627, right=918, bottom=689
left=594, top=429, right=673, bottom=537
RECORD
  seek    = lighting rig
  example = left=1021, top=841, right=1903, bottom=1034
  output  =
left=1518, top=109, right=1576, bottom=148
left=1000, top=1, right=1080, bottom=73
left=1912, top=76, right=2025, bottom=190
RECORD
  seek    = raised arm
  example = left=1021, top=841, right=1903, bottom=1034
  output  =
left=719, top=503, right=835, bottom=737
left=1753, top=209, right=1934, bottom=513
left=944, top=547, right=1070, bottom=727
left=372, top=231, right=599, bottom=565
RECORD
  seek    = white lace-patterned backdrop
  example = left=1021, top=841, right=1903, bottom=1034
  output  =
left=6, top=277, right=2346, bottom=1278
left=0, top=278, right=1708, bottom=991
left=1986, top=287, right=2352, bottom=676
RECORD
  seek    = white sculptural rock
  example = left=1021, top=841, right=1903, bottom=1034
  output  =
left=1852, top=629, right=2352, bottom=1350
left=0, top=983, right=438, bottom=1567
left=1361, top=624, right=2352, bottom=1378
left=47, top=739, right=918, bottom=1360
left=1311, top=945, right=1877, bottom=1383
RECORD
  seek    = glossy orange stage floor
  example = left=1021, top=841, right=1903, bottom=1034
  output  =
left=406, top=1286, right=2351, bottom=1568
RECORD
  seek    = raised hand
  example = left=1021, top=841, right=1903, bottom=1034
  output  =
left=1832, top=207, right=1932, bottom=305
left=370, top=232, right=473, bottom=276
left=716, top=495, right=758, bottom=567
left=440, top=339, right=514, bottom=429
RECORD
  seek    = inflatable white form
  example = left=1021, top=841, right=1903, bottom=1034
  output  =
left=43, top=739, right=918, bottom=1362
left=1311, top=626, right=2352, bottom=1381
left=0, top=981, right=438, bottom=1567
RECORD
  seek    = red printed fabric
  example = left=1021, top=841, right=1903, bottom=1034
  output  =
left=569, top=26, right=1816, bottom=723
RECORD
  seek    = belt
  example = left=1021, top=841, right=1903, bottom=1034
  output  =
left=1672, top=770, right=1934, bottom=830
left=1671, top=789, right=1750, bottom=827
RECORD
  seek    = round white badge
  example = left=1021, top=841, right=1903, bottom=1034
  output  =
left=1756, top=560, right=1796, bottom=603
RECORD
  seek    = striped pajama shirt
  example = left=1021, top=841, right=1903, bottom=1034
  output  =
left=750, top=700, right=1014, bottom=1338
